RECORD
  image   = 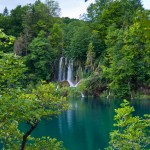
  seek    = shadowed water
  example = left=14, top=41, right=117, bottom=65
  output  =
left=21, top=98, right=150, bottom=150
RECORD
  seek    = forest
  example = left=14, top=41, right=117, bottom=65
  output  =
left=0, top=0, right=150, bottom=149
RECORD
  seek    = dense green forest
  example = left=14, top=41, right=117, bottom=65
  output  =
left=1, top=0, right=150, bottom=98
left=0, top=0, right=150, bottom=149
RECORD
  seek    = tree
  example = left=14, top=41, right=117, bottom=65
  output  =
left=21, top=1, right=47, bottom=43
left=86, top=0, right=143, bottom=60
left=0, top=30, right=26, bottom=93
left=19, top=82, right=68, bottom=150
left=63, top=20, right=85, bottom=57
left=0, top=52, right=27, bottom=93
left=48, top=23, right=63, bottom=56
left=106, top=100, right=150, bottom=150
left=101, top=9, right=150, bottom=98
left=0, top=29, right=15, bottom=52
left=14, top=34, right=24, bottom=56
left=9, top=5, right=28, bottom=37
left=85, top=42, right=95, bottom=72
left=20, top=0, right=62, bottom=56
left=26, top=30, right=56, bottom=81
left=0, top=30, right=68, bottom=150
left=87, top=0, right=111, bottom=22
left=45, top=0, right=61, bottom=17
left=3, top=7, right=9, bottom=16
left=0, top=82, right=68, bottom=150
left=69, top=25, right=91, bottom=61
left=86, top=0, right=112, bottom=59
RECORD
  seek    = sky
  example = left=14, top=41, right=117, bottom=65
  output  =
left=0, top=0, right=150, bottom=19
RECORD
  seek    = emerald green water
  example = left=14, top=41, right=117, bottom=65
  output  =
left=23, top=98, right=150, bottom=150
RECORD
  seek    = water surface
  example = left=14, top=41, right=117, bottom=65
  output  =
left=25, top=98, right=150, bottom=150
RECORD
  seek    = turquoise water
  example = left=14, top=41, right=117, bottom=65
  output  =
left=23, top=98, right=150, bottom=150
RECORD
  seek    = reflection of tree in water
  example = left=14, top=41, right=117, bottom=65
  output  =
left=131, top=99, right=150, bottom=116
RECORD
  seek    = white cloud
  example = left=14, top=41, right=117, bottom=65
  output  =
left=0, top=0, right=94, bottom=18
left=142, top=0, right=150, bottom=10
left=57, top=0, right=95, bottom=18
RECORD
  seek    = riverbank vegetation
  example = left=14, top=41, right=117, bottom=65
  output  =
left=0, top=0, right=150, bottom=149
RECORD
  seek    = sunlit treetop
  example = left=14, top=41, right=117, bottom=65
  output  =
left=0, top=29, right=15, bottom=47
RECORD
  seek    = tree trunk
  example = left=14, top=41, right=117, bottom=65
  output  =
left=21, top=121, right=38, bottom=150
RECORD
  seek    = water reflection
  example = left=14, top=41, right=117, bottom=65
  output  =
left=30, top=98, right=150, bottom=150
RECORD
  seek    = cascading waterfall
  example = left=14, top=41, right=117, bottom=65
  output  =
left=58, top=57, right=74, bottom=84
left=58, top=57, right=63, bottom=81
left=81, top=92, right=85, bottom=97
left=67, top=60, right=74, bottom=87
left=63, top=58, right=67, bottom=81
left=57, top=57, right=85, bottom=97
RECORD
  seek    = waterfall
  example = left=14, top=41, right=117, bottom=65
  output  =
left=63, top=58, right=67, bottom=81
left=58, top=58, right=85, bottom=97
left=81, top=92, right=85, bottom=97
left=58, top=57, right=74, bottom=85
left=57, top=57, right=85, bottom=97
left=58, top=57, right=63, bottom=81
left=67, top=60, right=74, bottom=87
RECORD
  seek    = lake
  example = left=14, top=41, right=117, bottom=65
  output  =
left=25, top=97, right=150, bottom=150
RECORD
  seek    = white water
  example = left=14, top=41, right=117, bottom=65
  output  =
left=63, top=58, right=68, bottom=81
left=67, top=68, right=81, bottom=87
left=58, top=57, right=85, bottom=97
left=67, top=60, right=74, bottom=87
left=58, top=57, right=74, bottom=85
left=81, top=92, right=85, bottom=97
left=58, top=57, right=63, bottom=81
